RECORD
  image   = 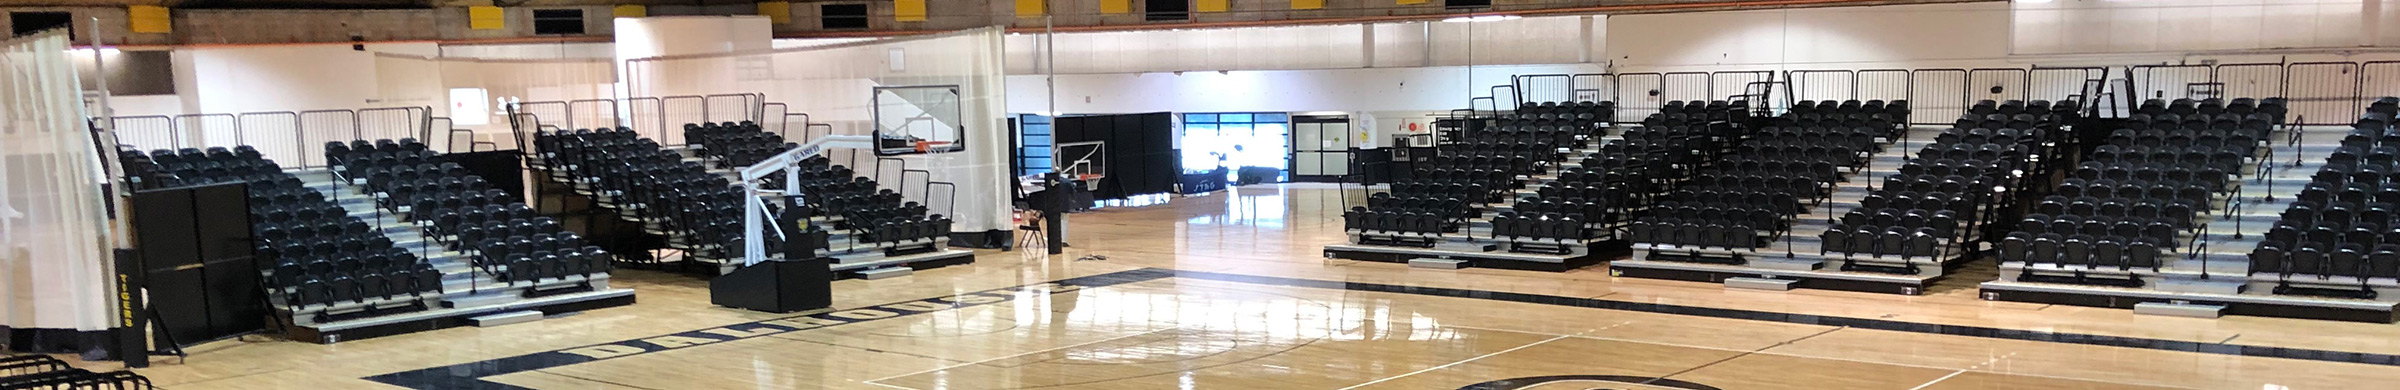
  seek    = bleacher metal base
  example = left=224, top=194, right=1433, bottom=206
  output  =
left=1408, top=258, right=1469, bottom=270
left=1978, top=281, right=2400, bottom=323
left=2132, top=302, right=2225, bottom=319
left=1725, top=277, right=1798, bottom=291
left=288, top=288, right=637, bottom=344
left=859, top=267, right=914, bottom=279
left=310, top=299, right=433, bottom=324
left=1611, top=256, right=1943, bottom=295
left=468, top=311, right=545, bottom=327
left=830, top=249, right=976, bottom=280
left=1323, top=240, right=1624, bottom=272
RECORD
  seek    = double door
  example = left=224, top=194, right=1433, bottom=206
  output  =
left=1292, top=116, right=1352, bottom=181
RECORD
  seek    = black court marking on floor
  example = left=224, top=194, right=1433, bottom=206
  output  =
left=1458, top=375, right=1722, bottom=390
left=365, top=266, right=2400, bottom=390
left=360, top=268, right=1176, bottom=390
left=1167, top=269, right=2400, bottom=367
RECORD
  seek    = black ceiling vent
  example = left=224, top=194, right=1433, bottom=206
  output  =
left=1145, top=0, right=1188, bottom=21
left=532, top=9, right=585, bottom=35
left=822, top=4, right=869, bottom=29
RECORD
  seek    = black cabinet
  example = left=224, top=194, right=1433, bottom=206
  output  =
left=130, top=183, right=264, bottom=346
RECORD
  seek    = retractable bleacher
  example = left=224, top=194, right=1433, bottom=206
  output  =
left=1614, top=99, right=2006, bottom=294
left=1979, top=98, right=2400, bottom=323
left=2245, top=97, right=2400, bottom=299
left=1835, top=100, right=2065, bottom=273
left=1325, top=101, right=1632, bottom=270
left=1632, top=100, right=1907, bottom=262
left=1997, top=98, right=2262, bottom=286
left=115, top=139, right=634, bottom=343
left=120, top=145, right=444, bottom=325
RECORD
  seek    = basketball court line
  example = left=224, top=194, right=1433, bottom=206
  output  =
left=360, top=268, right=1178, bottom=390
left=864, top=314, right=1345, bottom=389
left=1436, top=323, right=2201, bottom=389
left=1163, top=269, right=2400, bottom=367
left=1333, top=323, right=1613, bottom=390
left=1906, top=352, right=2015, bottom=390
left=361, top=266, right=2396, bottom=390
left=861, top=327, right=1182, bottom=387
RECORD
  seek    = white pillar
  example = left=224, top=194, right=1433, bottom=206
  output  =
left=2366, top=0, right=2385, bottom=47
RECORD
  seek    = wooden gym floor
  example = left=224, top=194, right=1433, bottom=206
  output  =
left=103, top=184, right=2400, bottom=389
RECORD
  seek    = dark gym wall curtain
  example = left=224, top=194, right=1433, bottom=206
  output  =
left=1053, top=113, right=1175, bottom=200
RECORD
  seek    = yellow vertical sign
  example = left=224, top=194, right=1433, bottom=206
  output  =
left=1197, top=0, right=1228, bottom=13
left=1016, top=0, right=1045, bottom=16
left=128, top=6, right=171, bottom=33
left=468, top=6, right=504, bottom=30
left=758, top=1, right=792, bottom=24
left=896, top=0, right=928, bottom=22
left=1100, top=0, right=1131, bottom=14
left=613, top=5, right=647, bottom=18
left=1293, top=0, right=1324, bottom=9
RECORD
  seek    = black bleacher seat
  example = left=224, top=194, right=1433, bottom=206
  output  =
left=687, top=121, right=798, bottom=169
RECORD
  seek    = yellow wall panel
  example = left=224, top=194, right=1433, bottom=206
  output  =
left=1015, top=0, right=1045, bottom=17
left=1292, top=0, right=1324, bottom=9
left=613, top=5, right=647, bottom=18
left=896, top=0, right=927, bottom=22
left=1100, top=0, right=1130, bottom=14
left=757, top=1, right=792, bottom=24
left=1398, top=0, right=1430, bottom=4
left=1197, top=0, right=1228, bottom=13
left=467, top=6, right=504, bottom=30
left=128, top=6, right=170, bottom=34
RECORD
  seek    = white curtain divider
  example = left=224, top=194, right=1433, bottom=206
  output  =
left=0, top=31, right=115, bottom=331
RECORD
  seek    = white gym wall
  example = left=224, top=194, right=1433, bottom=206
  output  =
left=93, top=1, right=2400, bottom=127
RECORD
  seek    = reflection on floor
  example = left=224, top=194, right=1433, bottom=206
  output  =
left=91, top=184, right=2400, bottom=389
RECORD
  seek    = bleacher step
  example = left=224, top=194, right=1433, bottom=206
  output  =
left=1408, top=258, right=1468, bottom=270
left=856, top=267, right=913, bottom=280
left=1725, top=277, right=1798, bottom=291
left=2132, top=302, right=2226, bottom=319
left=443, top=291, right=522, bottom=308
left=1750, top=257, right=1824, bottom=271
left=2152, top=278, right=2247, bottom=295
left=468, top=310, right=544, bottom=327
left=301, top=168, right=508, bottom=307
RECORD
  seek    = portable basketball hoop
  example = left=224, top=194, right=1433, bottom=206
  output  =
left=871, top=85, right=967, bottom=155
